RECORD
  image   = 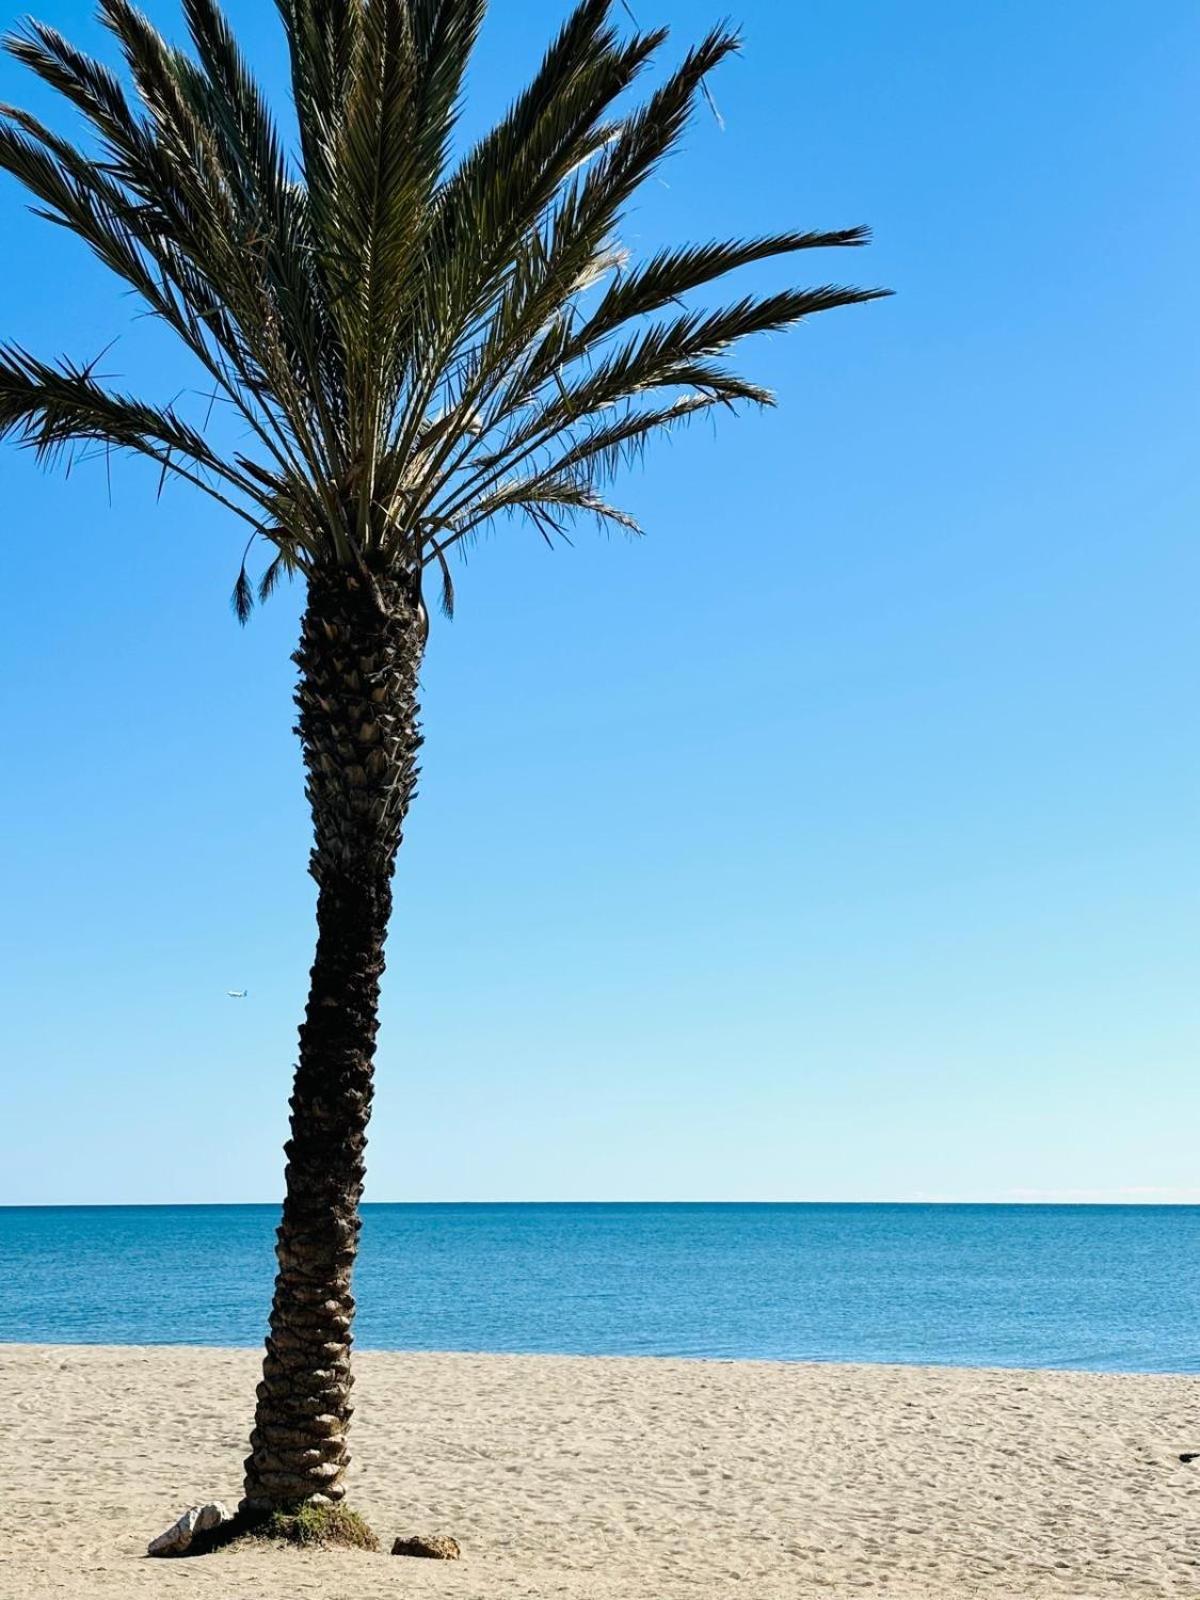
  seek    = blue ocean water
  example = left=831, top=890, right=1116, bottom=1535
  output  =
left=1, top=1203, right=1197, bottom=1372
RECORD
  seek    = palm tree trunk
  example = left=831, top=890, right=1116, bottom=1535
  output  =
left=241, top=565, right=424, bottom=1514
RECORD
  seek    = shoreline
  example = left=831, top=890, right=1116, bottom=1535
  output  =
left=2, top=1336, right=1198, bottom=1378
left=2, top=1344, right=1197, bottom=1598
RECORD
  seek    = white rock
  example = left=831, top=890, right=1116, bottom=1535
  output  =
left=148, top=1506, right=200, bottom=1557
left=195, top=1502, right=231, bottom=1534
left=147, top=1502, right=232, bottom=1557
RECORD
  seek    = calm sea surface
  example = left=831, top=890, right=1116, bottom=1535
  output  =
left=1, top=1204, right=1197, bottom=1371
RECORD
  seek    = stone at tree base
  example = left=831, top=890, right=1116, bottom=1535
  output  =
left=193, top=1503, right=232, bottom=1534
left=147, top=1501, right=233, bottom=1556
left=391, top=1534, right=461, bottom=1559
left=147, top=1506, right=200, bottom=1557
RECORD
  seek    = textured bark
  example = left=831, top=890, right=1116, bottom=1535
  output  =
left=241, top=565, right=424, bottom=1513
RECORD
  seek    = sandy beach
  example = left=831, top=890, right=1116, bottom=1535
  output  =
left=0, top=1344, right=1196, bottom=1599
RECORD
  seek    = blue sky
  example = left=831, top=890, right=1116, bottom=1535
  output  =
left=0, top=0, right=1196, bottom=1204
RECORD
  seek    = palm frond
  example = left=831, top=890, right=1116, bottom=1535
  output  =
left=3, top=19, right=328, bottom=474
left=178, top=0, right=345, bottom=453
left=230, top=527, right=306, bottom=620
left=232, top=536, right=257, bottom=621
left=459, top=467, right=642, bottom=544
left=258, top=546, right=292, bottom=602
left=389, top=7, right=665, bottom=452
left=181, top=0, right=290, bottom=211
left=0, top=341, right=265, bottom=524
left=0, top=0, right=888, bottom=615
left=445, top=284, right=887, bottom=522
left=542, top=393, right=720, bottom=483
left=272, top=0, right=357, bottom=220
left=1, top=343, right=205, bottom=469
left=5, top=18, right=141, bottom=153
left=556, top=228, right=874, bottom=367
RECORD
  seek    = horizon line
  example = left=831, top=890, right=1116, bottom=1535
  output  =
left=4, top=1197, right=1200, bottom=1209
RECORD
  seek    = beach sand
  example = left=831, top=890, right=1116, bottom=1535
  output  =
left=0, top=1344, right=1196, bottom=1599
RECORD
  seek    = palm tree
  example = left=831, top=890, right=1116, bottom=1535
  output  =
left=0, top=0, right=886, bottom=1520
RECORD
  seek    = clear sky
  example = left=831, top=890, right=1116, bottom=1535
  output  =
left=0, top=0, right=1196, bottom=1205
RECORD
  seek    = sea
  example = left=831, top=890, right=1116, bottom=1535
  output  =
left=2, top=1203, right=1197, bottom=1372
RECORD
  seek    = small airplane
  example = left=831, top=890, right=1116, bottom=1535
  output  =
left=226, top=989, right=248, bottom=999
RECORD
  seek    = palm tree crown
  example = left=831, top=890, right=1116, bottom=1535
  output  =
left=0, top=0, right=886, bottom=621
